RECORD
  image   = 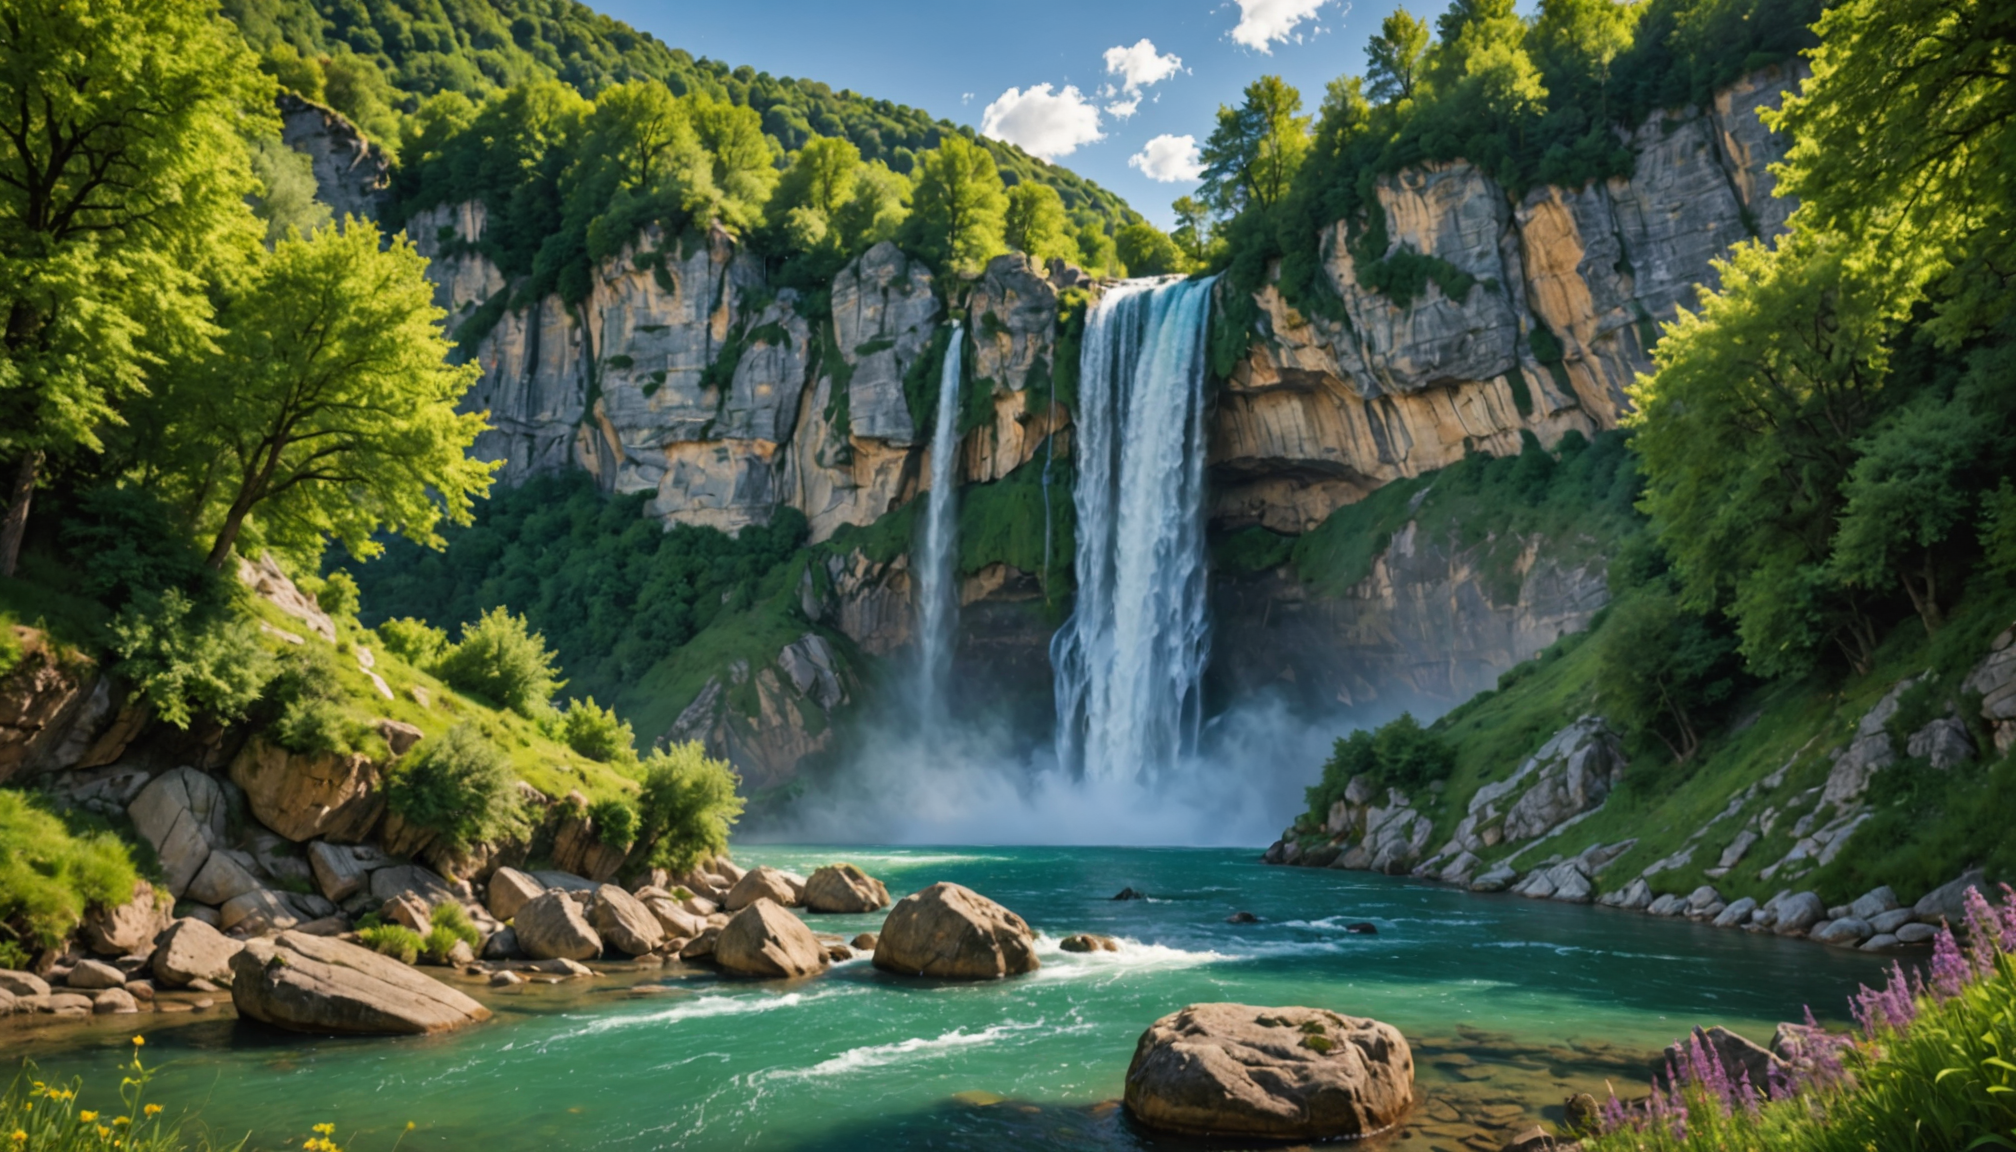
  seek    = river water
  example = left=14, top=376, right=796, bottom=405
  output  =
left=10, top=846, right=1894, bottom=1151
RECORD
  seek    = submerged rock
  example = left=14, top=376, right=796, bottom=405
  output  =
left=1225, top=911, right=1261, bottom=924
left=1112, top=887, right=1145, bottom=900
left=1059, top=934, right=1120, bottom=953
left=873, top=882, right=1039, bottom=980
left=231, top=931, right=491, bottom=1035
left=1124, top=1003, right=1414, bottom=1141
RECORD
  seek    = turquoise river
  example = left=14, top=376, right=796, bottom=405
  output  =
left=9, top=847, right=1900, bottom=1151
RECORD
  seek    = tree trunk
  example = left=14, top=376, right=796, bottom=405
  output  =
left=1901, top=554, right=1944, bottom=635
left=0, top=450, right=42, bottom=578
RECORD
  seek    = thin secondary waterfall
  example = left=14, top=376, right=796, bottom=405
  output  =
left=1051, top=276, right=1216, bottom=782
left=915, top=323, right=964, bottom=721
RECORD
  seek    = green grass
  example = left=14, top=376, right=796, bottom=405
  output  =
left=957, top=451, right=1074, bottom=592
left=0, top=789, right=143, bottom=957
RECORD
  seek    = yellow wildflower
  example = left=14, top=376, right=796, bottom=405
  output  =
left=11, top=1131, right=25, bottom=1143
left=130, top=1036, right=143, bottom=1047
left=115, top=1116, right=130, bottom=1125
left=406, top=1122, right=416, bottom=1130
left=97, top=1125, right=111, bottom=1139
left=144, top=1105, right=162, bottom=1117
left=81, top=1110, right=99, bottom=1122
left=313, top=1124, right=335, bottom=1135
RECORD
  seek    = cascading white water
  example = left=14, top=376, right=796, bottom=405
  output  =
left=1051, top=276, right=1216, bottom=782
left=914, top=323, right=964, bottom=721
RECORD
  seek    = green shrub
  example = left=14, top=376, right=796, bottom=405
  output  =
left=561, top=696, right=635, bottom=763
left=358, top=923, right=423, bottom=965
left=634, top=741, right=744, bottom=870
left=428, top=900, right=481, bottom=948
left=58, top=485, right=209, bottom=612
left=383, top=724, right=524, bottom=853
left=432, top=606, right=564, bottom=717
left=0, top=791, right=141, bottom=952
left=588, top=797, right=637, bottom=848
left=1304, top=713, right=1454, bottom=823
left=421, top=924, right=467, bottom=963
left=375, top=616, right=447, bottom=667
left=105, top=589, right=275, bottom=729
left=0, top=616, right=20, bottom=678
left=307, top=570, right=361, bottom=622
left=264, top=647, right=365, bottom=757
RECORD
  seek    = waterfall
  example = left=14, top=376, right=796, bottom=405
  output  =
left=915, top=323, right=964, bottom=722
left=1051, top=277, right=1216, bottom=782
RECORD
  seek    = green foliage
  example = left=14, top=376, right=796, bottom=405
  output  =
left=312, top=570, right=361, bottom=622
left=383, top=723, right=524, bottom=852
left=4, top=1053, right=234, bottom=1152
left=135, top=220, right=494, bottom=572
left=562, top=696, right=637, bottom=763
left=1211, top=526, right=1296, bottom=575
left=587, top=797, right=638, bottom=848
left=358, top=922, right=423, bottom=965
left=106, top=589, right=276, bottom=729
left=1595, top=582, right=1744, bottom=763
left=339, top=472, right=809, bottom=712
left=57, top=487, right=211, bottom=612
left=375, top=617, right=448, bottom=667
left=1304, top=713, right=1456, bottom=822
left=1199, top=76, right=1312, bottom=215
left=432, top=606, right=564, bottom=717
left=901, top=135, right=1009, bottom=276
left=0, top=790, right=141, bottom=952
left=1115, top=222, right=1188, bottom=276
left=957, top=453, right=1075, bottom=589
left=245, top=133, right=333, bottom=242
left=421, top=924, right=466, bottom=962
left=0, top=0, right=272, bottom=574
left=1003, top=183, right=1079, bottom=266
left=634, top=741, right=743, bottom=871
left=263, top=646, right=372, bottom=758
left=424, top=901, right=481, bottom=958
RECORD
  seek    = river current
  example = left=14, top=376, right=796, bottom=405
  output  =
left=11, top=846, right=1894, bottom=1151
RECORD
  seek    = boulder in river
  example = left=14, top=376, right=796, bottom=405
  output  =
left=1124, top=1003, right=1414, bottom=1141
left=1113, top=887, right=1145, bottom=901
left=1225, top=911, right=1260, bottom=924
left=872, top=882, right=1039, bottom=980
left=590, top=884, right=666, bottom=956
left=802, top=864, right=891, bottom=913
left=1060, top=934, right=1120, bottom=953
left=230, top=931, right=491, bottom=1035
left=80, top=880, right=172, bottom=956
left=724, top=866, right=802, bottom=911
left=714, top=900, right=829, bottom=978
left=514, top=892, right=603, bottom=961
left=1658, top=1025, right=1785, bottom=1092
left=485, top=867, right=545, bottom=922
left=152, top=918, right=242, bottom=987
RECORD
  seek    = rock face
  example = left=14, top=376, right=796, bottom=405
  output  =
left=661, top=633, right=853, bottom=793
left=1124, top=1004, right=1414, bottom=1141
left=1428, top=718, right=1625, bottom=865
left=803, top=864, right=891, bottom=913
left=229, top=737, right=385, bottom=843
left=0, top=627, right=126, bottom=784
left=872, top=883, right=1039, bottom=980
left=80, top=881, right=171, bottom=956
left=713, top=899, right=829, bottom=978
left=152, top=918, right=243, bottom=987
left=276, top=94, right=389, bottom=221
left=231, top=931, right=490, bottom=1035
left=127, top=767, right=231, bottom=898
left=513, top=892, right=603, bottom=961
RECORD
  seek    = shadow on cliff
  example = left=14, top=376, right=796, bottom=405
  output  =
left=746, top=690, right=1424, bottom=847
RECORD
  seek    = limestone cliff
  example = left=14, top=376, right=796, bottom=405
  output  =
left=1213, top=65, right=1805, bottom=534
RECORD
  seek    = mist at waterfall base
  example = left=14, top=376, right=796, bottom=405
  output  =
left=760, top=277, right=1422, bottom=847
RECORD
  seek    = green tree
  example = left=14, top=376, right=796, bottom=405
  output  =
left=901, top=135, right=1008, bottom=276
left=1198, top=76, right=1312, bottom=214
left=1074, top=218, right=1121, bottom=278
left=433, top=606, right=564, bottom=716
left=1629, top=233, right=1905, bottom=676
left=1595, top=586, right=1741, bottom=762
left=687, top=93, right=779, bottom=235
left=1366, top=10, right=1433, bottom=104
left=1115, top=222, right=1187, bottom=276
left=0, top=0, right=270, bottom=576
left=634, top=741, right=744, bottom=871
left=772, top=136, right=863, bottom=254
left=830, top=160, right=911, bottom=253
left=1003, top=182, right=1079, bottom=265
left=246, top=135, right=334, bottom=244
left=1169, top=196, right=1218, bottom=266
left=143, top=221, right=494, bottom=572
left=561, top=696, right=637, bottom=763
left=1531, top=0, right=1639, bottom=121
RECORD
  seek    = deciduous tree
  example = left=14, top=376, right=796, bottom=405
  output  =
left=901, top=135, right=1008, bottom=276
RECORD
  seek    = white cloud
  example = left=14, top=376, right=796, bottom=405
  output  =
left=1106, top=96, right=1141, bottom=120
left=961, top=92, right=974, bottom=105
left=980, top=84, right=1104, bottom=160
left=1230, top=0, right=1332, bottom=53
left=1129, top=134, right=1204, bottom=182
left=1103, top=39, right=1183, bottom=94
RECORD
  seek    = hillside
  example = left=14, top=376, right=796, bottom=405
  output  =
left=220, top=0, right=1138, bottom=230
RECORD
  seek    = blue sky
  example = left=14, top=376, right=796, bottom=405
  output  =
left=593, top=0, right=1445, bottom=228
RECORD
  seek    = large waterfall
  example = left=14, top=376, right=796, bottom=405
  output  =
left=1051, top=277, right=1216, bottom=782
left=914, top=323, right=964, bottom=721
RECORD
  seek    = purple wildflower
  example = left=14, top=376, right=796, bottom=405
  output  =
left=1737, top=1068, right=1761, bottom=1117
left=1963, top=886, right=2001, bottom=973
left=1998, top=883, right=2016, bottom=953
left=1931, top=924, right=1971, bottom=999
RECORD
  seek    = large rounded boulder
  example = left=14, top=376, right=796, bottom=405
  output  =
left=724, top=866, right=802, bottom=911
left=714, top=900, right=829, bottom=978
left=588, top=884, right=665, bottom=957
left=230, top=931, right=491, bottom=1035
left=513, top=892, right=603, bottom=961
left=803, top=863, right=891, bottom=913
left=1124, top=1004, right=1413, bottom=1141
left=872, top=882, right=1038, bottom=980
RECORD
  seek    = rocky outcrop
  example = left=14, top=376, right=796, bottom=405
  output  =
left=152, top=918, right=242, bottom=987
left=724, top=865, right=804, bottom=911
left=662, top=634, right=852, bottom=792
left=127, top=767, right=232, bottom=898
left=512, top=892, right=603, bottom=961
left=872, top=882, right=1039, bottom=980
left=228, top=737, right=384, bottom=843
left=1215, top=65, right=1805, bottom=534
left=588, top=884, right=665, bottom=957
left=713, top=899, right=829, bottom=978
left=231, top=931, right=490, bottom=1035
left=276, top=94, right=389, bottom=222
left=1424, top=717, right=1625, bottom=874
left=0, top=629, right=134, bottom=784
left=1124, top=1004, right=1414, bottom=1141
left=79, top=881, right=172, bottom=957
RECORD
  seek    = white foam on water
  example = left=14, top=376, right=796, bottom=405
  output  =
left=1026, top=934, right=1230, bottom=980
left=545, top=989, right=848, bottom=1043
left=759, top=1021, right=1046, bottom=1082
